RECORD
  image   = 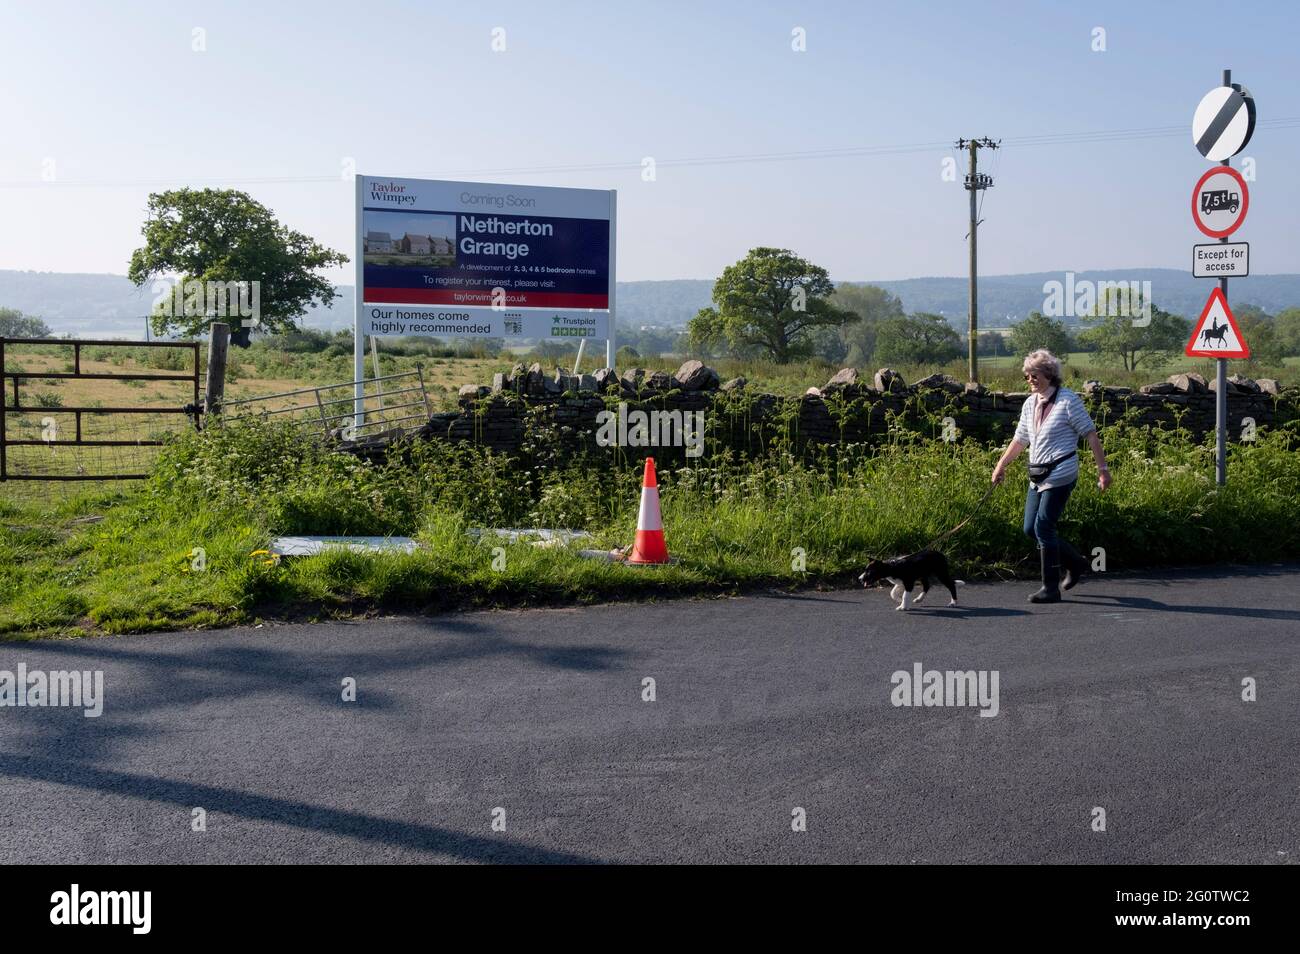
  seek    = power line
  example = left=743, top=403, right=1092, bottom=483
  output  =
left=2, top=119, right=1297, bottom=190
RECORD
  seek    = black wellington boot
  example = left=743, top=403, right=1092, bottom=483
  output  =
left=1028, top=546, right=1062, bottom=603
left=1059, top=540, right=1088, bottom=591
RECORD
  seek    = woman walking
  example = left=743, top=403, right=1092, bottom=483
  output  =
left=991, top=350, right=1112, bottom=603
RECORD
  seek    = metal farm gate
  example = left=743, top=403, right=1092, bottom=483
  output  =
left=219, top=367, right=433, bottom=441
left=0, top=337, right=201, bottom=482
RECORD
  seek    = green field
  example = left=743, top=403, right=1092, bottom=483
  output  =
left=980, top=350, right=1300, bottom=375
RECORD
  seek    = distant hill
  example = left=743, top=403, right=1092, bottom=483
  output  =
left=616, top=271, right=1300, bottom=330
left=4, top=268, right=1299, bottom=338
left=854, top=270, right=1300, bottom=329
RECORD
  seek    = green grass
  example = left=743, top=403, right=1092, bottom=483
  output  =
left=2, top=408, right=1298, bottom=640
left=3, top=343, right=1294, bottom=638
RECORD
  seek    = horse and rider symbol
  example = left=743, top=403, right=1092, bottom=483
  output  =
left=1185, top=288, right=1248, bottom=359
left=1199, top=315, right=1230, bottom=348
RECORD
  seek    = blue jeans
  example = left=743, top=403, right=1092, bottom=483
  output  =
left=1022, top=480, right=1076, bottom=550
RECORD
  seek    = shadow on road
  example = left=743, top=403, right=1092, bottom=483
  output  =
left=0, top=615, right=632, bottom=843
left=898, top=606, right=1033, bottom=618
left=1068, top=592, right=1300, bottom=622
left=10, top=615, right=630, bottom=730
left=752, top=591, right=861, bottom=605
left=0, top=753, right=600, bottom=864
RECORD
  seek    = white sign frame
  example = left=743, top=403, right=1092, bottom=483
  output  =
left=352, top=176, right=616, bottom=425
left=1192, top=242, right=1249, bottom=278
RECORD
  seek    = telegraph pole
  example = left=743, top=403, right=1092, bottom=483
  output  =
left=956, top=137, right=999, bottom=383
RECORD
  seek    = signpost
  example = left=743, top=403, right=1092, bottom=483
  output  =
left=1191, top=242, right=1248, bottom=278
left=352, top=175, right=616, bottom=427
left=1188, top=70, right=1255, bottom=487
left=1185, top=287, right=1249, bottom=359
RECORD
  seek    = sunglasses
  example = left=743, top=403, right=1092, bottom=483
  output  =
left=1024, top=371, right=1042, bottom=380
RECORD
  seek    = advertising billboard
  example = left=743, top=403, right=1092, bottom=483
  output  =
left=355, top=176, right=615, bottom=342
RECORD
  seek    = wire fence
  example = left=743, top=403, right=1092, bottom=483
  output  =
left=219, top=366, right=432, bottom=441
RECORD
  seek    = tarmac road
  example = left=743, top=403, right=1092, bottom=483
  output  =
left=1, top=564, right=1297, bottom=864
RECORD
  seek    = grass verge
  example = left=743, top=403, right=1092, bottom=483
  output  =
left=2, top=413, right=1298, bottom=640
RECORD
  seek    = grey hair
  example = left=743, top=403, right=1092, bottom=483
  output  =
left=1022, top=349, right=1062, bottom=386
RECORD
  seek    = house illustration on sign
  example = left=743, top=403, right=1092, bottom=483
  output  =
left=364, top=231, right=393, bottom=253
left=395, top=233, right=454, bottom=256
left=398, top=232, right=432, bottom=255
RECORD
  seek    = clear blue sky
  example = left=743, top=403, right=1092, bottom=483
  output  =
left=1, top=0, right=1296, bottom=284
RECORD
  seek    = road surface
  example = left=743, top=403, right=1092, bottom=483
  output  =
left=2, top=565, right=1297, bottom=864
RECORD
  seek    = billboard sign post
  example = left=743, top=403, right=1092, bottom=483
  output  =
left=353, top=176, right=615, bottom=427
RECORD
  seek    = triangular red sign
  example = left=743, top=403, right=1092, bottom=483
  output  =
left=1185, top=287, right=1249, bottom=359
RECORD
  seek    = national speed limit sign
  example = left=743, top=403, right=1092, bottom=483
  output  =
left=1192, top=85, right=1256, bottom=161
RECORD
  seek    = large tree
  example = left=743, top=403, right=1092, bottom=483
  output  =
left=1076, top=296, right=1190, bottom=372
left=873, top=313, right=963, bottom=367
left=686, top=248, right=855, bottom=363
left=1273, top=306, right=1300, bottom=357
left=830, top=283, right=905, bottom=366
left=1009, top=311, right=1073, bottom=359
left=127, top=188, right=348, bottom=342
left=1233, top=304, right=1287, bottom=366
left=0, top=308, right=52, bottom=337
left=977, top=330, right=1012, bottom=357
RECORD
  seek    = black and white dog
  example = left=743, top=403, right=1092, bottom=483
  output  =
left=858, top=549, right=965, bottom=610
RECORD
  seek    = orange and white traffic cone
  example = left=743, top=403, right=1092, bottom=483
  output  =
left=627, top=457, right=671, bottom=565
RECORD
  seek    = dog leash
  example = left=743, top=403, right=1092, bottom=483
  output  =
left=920, top=481, right=996, bottom=551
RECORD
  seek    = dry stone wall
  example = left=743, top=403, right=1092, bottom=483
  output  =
left=402, top=360, right=1295, bottom=461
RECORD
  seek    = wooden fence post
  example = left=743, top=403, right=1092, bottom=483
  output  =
left=204, top=322, right=230, bottom=418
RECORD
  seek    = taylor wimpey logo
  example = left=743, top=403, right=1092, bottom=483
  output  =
left=368, top=180, right=416, bottom=206
left=50, top=885, right=151, bottom=934
left=0, top=665, right=104, bottom=717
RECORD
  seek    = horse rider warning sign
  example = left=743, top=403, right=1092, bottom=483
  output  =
left=1186, top=287, right=1250, bottom=359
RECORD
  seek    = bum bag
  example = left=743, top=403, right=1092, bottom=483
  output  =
left=1027, top=451, right=1077, bottom=485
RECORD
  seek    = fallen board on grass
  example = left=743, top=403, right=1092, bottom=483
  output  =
left=270, top=536, right=420, bottom=556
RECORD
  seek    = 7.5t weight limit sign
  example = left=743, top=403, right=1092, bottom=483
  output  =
left=1191, top=165, right=1249, bottom=238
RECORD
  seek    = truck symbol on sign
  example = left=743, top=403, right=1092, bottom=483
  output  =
left=1200, top=189, right=1240, bottom=215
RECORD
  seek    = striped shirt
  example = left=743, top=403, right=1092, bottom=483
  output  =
left=1013, top=386, right=1096, bottom=489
